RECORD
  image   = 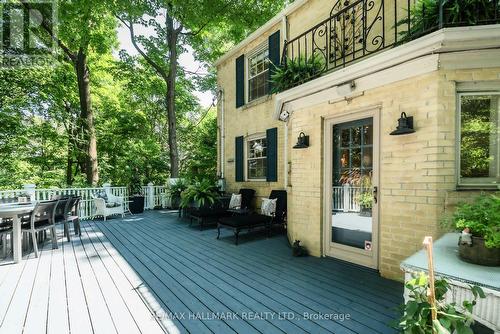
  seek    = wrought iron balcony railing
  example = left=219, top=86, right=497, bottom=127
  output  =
left=280, top=0, right=500, bottom=90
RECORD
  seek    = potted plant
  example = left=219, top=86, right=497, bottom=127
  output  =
left=450, top=194, right=500, bottom=266
left=128, top=173, right=145, bottom=214
left=398, top=272, right=485, bottom=333
left=270, top=55, right=325, bottom=93
left=167, top=179, right=188, bottom=209
left=357, top=192, right=373, bottom=217
left=180, top=178, right=218, bottom=210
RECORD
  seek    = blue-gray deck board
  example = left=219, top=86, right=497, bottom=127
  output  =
left=96, top=211, right=402, bottom=334
left=0, top=210, right=403, bottom=334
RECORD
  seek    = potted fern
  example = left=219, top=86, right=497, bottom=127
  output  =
left=180, top=178, right=218, bottom=209
left=167, top=179, right=188, bottom=209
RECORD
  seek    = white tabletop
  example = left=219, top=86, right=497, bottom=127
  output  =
left=0, top=204, right=35, bottom=218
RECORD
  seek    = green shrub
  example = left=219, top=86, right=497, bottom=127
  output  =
left=451, top=194, right=500, bottom=248
left=398, top=272, right=485, bottom=333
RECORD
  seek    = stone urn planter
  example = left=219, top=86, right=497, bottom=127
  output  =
left=459, top=235, right=500, bottom=266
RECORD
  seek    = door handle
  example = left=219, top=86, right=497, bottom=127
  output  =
left=373, top=186, right=378, bottom=204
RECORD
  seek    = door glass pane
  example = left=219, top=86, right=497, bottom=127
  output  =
left=352, top=127, right=362, bottom=146
left=332, top=118, right=374, bottom=251
left=341, top=129, right=350, bottom=147
left=351, top=149, right=361, bottom=168
left=362, top=147, right=373, bottom=168
left=363, top=124, right=373, bottom=145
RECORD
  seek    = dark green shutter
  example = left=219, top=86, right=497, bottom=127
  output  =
left=235, top=136, right=244, bottom=182
left=235, top=55, right=245, bottom=108
left=266, top=128, right=278, bottom=182
left=268, top=30, right=281, bottom=93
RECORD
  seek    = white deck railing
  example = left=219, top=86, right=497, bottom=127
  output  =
left=0, top=183, right=171, bottom=220
left=332, top=185, right=362, bottom=212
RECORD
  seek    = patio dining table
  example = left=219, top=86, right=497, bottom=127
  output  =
left=0, top=203, right=35, bottom=263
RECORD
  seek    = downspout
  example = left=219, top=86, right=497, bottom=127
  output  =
left=282, top=15, right=289, bottom=191
left=281, top=15, right=292, bottom=245
left=219, top=88, right=225, bottom=179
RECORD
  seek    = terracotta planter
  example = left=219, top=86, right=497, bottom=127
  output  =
left=459, top=236, right=500, bottom=266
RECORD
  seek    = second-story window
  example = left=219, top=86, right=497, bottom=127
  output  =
left=247, top=45, right=269, bottom=102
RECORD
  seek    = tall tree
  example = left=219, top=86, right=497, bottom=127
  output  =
left=20, top=0, right=117, bottom=185
left=116, top=0, right=288, bottom=178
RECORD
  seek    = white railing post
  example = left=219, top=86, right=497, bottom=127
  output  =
left=102, top=182, right=111, bottom=196
left=147, top=182, right=154, bottom=210
left=343, top=184, right=350, bottom=213
left=23, top=184, right=36, bottom=202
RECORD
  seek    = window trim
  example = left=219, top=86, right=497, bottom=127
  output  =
left=246, top=43, right=269, bottom=104
left=245, top=133, right=267, bottom=181
left=456, top=90, right=500, bottom=189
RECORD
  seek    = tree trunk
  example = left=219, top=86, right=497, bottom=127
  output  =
left=75, top=49, right=99, bottom=185
left=166, top=12, right=180, bottom=178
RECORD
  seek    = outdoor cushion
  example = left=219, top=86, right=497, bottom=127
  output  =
left=261, top=198, right=276, bottom=217
left=96, top=191, right=108, bottom=202
left=229, top=193, right=241, bottom=209
left=106, top=202, right=120, bottom=208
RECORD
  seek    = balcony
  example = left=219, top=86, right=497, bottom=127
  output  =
left=278, top=0, right=500, bottom=91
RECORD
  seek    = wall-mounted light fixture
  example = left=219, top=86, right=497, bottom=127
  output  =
left=293, top=132, right=309, bottom=149
left=390, top=112, right=415, bottom=136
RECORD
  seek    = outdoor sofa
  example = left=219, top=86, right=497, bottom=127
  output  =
left=217, top=190, right=287, bottom=245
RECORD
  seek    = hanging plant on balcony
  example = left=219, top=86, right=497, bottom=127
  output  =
left=270, top=55, right=325, bottom=93
left=396, top=0, right=499, bottom=41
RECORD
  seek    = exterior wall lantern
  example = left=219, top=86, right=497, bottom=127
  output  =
left=293, top=132, right=310, bottom=149
left=390, top=112, right=415, bottom=135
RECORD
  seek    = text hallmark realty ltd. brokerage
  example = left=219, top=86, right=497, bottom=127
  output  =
left=153, top=311, right=352, bottom=321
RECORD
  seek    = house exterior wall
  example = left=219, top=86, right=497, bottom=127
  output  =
left=216, top=0, right=500, bottom=280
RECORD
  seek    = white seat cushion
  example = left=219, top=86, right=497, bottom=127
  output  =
left=229, top=194, right=242, bottom=209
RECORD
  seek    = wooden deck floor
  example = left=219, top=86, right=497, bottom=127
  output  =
left=0, top=210, right=403, bottom=334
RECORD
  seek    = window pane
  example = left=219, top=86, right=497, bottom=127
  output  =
left=247, top=137, right=267, bottom=179
left=248, top=70, right=269, bottom=101
left=460, top=94, right=499, bottom=184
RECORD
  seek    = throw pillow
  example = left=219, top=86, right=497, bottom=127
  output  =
left=96, top=191, right=108, bottom=202
left=261, top=198, right=277, bottom=217
left=229, top=193, right=242, bottom=209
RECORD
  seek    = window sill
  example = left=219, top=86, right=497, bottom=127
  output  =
left=241, top=95, right=272, bottom=110
left=246, top=179, right=268, bottom=182
left=456, top=185, right=500, bottom=191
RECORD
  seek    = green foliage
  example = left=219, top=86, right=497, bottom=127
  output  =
left=397, top=0, right=500, bottom=41
left=451, top=194, right=500, bottom=248
left=180, top=178, right=218, bottom=208
left=168, top=179, right=189, bottom=200
left=398, top=272, right=485, bottom=334
left=357, top=192, right=373, bottom=209
left=0, top=0, right=290, bottom=190
left=270, top=56, right=325, bottom=93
